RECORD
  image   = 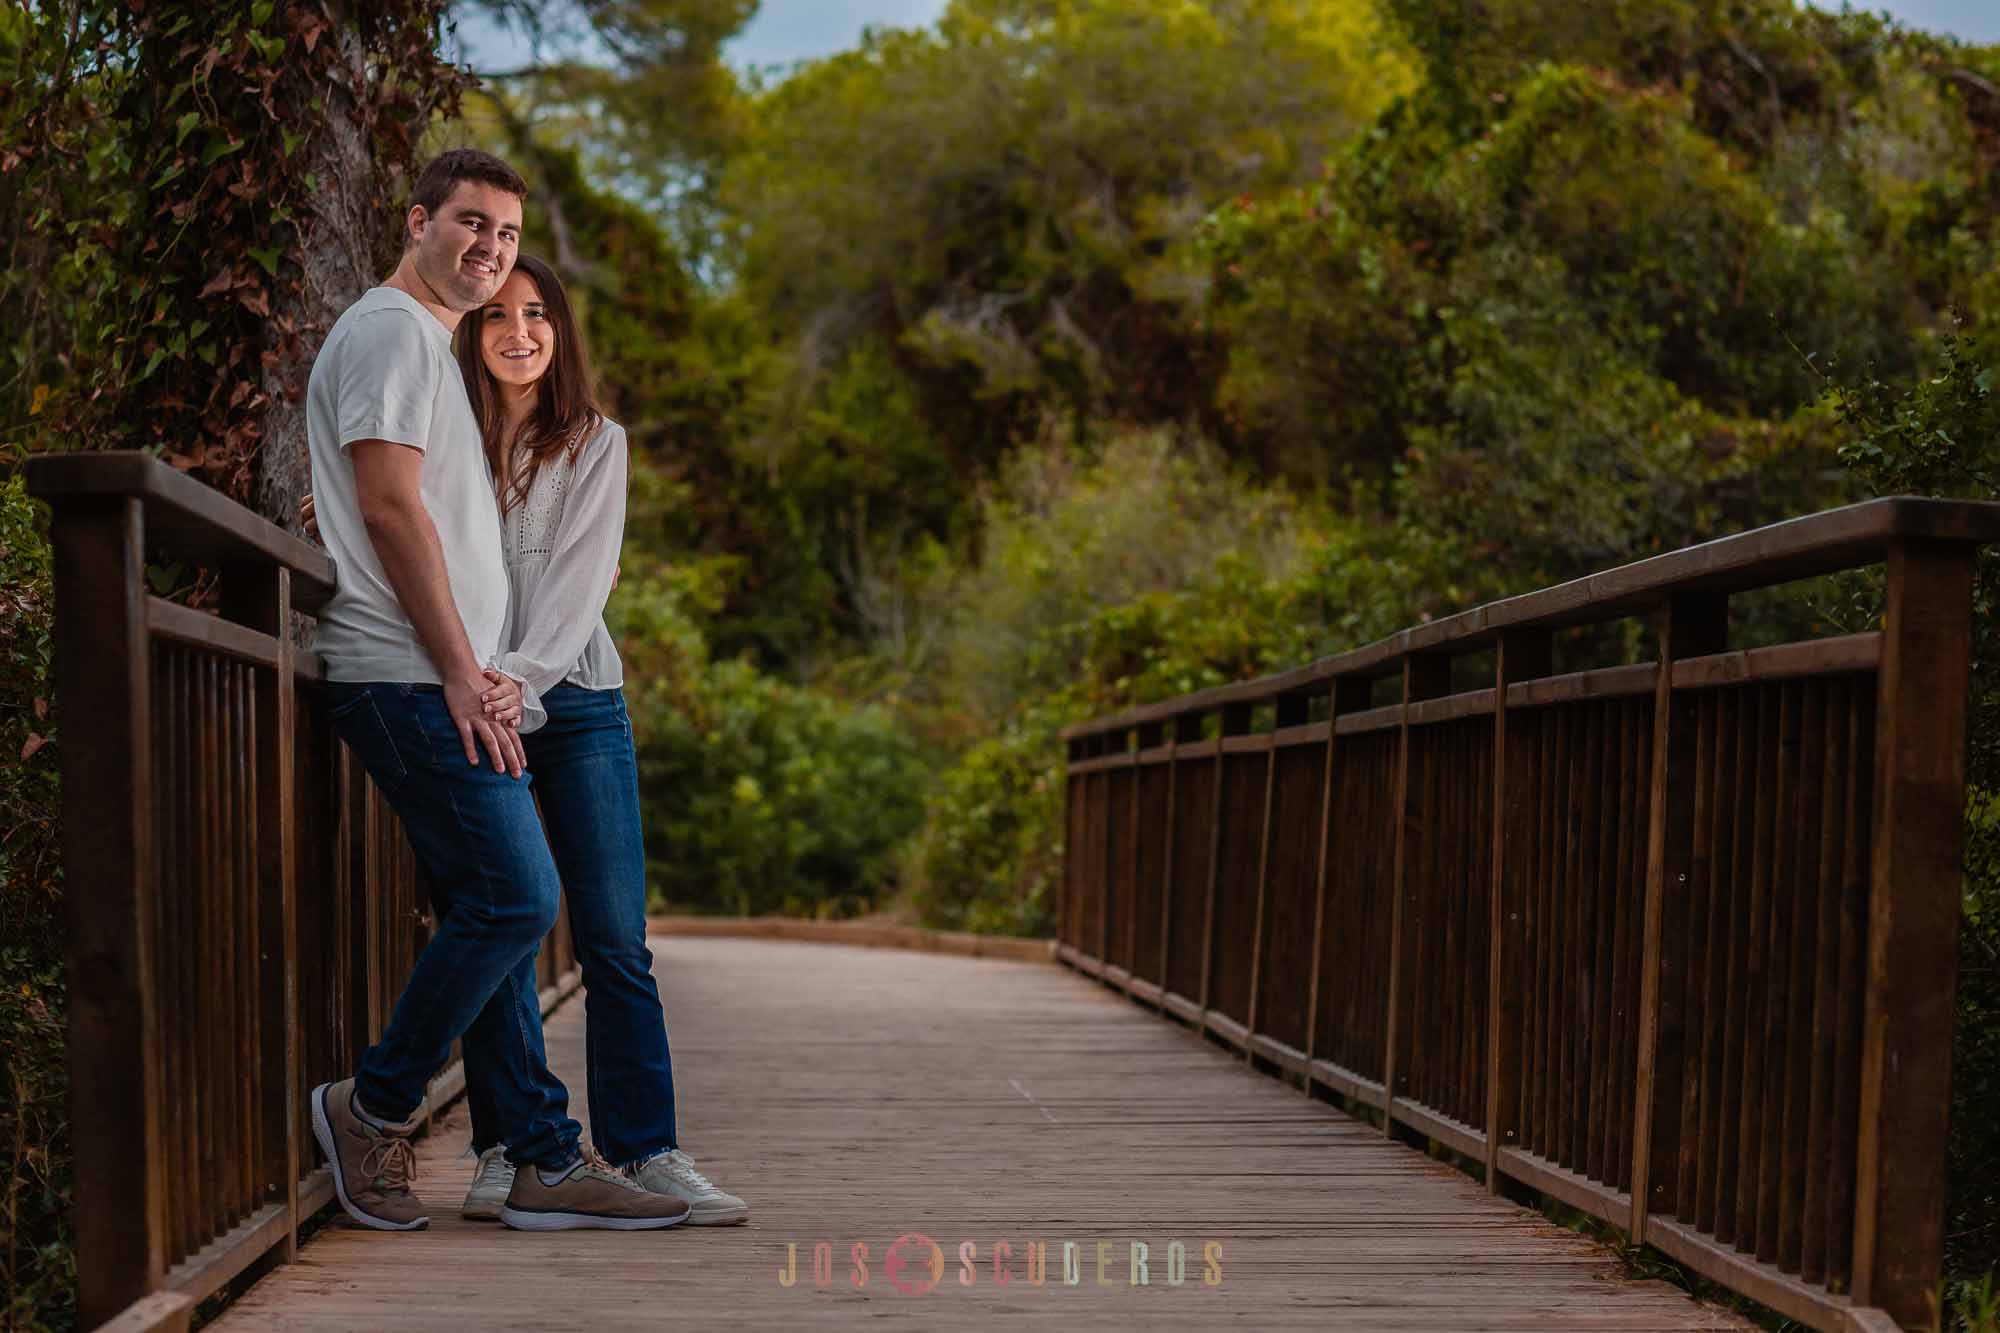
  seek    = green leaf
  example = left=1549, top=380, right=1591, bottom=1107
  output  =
left=174, top=112, right=200, bottom=147
left=200, top=137, right=243, bottom=167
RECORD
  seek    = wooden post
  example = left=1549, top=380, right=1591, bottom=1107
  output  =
left=1631, top=593, right=1727, bottom=1236
left=47, top=497, right=167, bottom=1328
left=223, top=564, right=300, bottom=1257
left=1385, top=652, right=1451, bottom=1135
left=1851, top=539, right=1975, bottom=1328
left=1486, top=631, right=1554, bottom=1191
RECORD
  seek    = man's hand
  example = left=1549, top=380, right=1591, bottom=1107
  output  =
left=446, top=672, right=524, bottom=777
left=300, top=492, right=319, bottom=541
left=480, top=670, right=525, bottom=728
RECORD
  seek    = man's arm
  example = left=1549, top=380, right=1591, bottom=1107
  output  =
left=351, top=440, right=525, bottom=778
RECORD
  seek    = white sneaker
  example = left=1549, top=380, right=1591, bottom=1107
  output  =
left=463, top=1145, right=515, bottom=1221
left=626, top=1149, right=749, bottom=1225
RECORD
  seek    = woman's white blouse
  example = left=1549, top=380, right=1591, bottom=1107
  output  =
left=493, top=418, right=627, bottom=701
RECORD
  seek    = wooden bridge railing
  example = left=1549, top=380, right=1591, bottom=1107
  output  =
left=1057, top=498, right=2000, bottom=1333
left=28, top=453, right=579, bottom=1332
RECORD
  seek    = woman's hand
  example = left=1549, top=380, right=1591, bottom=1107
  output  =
left=480, top=670, right=525, bottom=729
left=300, top=492, right=319, bottom=541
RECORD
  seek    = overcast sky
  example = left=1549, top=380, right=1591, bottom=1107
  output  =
left=450, top=1, right=1999, bottom=75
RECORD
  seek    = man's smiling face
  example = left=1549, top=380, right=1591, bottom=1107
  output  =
left=407, top=179, right=522, bottom=312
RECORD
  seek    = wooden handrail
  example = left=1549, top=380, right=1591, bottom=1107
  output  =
left=1062, top=496, right=2000, bottom=741
left=27, top=452, right=579, bottom=1330
left=1057, top=498, right=2000, bottom=1333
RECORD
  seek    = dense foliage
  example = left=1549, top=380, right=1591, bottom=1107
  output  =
left=9, top=0, right=2000, bottom=1323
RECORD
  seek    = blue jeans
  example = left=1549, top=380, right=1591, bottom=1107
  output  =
left=463, top=684, right=679, bottom=1167
left=326, top=682, right=583, bottom=1169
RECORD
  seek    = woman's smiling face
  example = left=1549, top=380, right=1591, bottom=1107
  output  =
left=479, top=270, right=553, bottom=391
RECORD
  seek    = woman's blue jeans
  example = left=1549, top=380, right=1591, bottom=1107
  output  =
left=326, top=682, right=583, bottom=1169
left=462, top=684, right=679, bottom=1167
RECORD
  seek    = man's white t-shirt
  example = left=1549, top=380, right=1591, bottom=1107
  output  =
left=306, top=285, right=512, bottom=693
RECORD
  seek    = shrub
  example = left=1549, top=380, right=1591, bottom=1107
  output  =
left=0, top=474, right=70, bottom=1331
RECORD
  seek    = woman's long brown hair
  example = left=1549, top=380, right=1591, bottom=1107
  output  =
left=456, top=252, right=603, bottom=514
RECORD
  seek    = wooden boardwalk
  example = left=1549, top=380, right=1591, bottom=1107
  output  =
left=211, top=936, right=1754, bottom=1331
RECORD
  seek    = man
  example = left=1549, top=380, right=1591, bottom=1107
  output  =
left=305, top=148, right=685, bottom=1232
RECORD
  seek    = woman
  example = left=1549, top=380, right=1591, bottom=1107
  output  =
left=311, top=254, right=747, bottom=1226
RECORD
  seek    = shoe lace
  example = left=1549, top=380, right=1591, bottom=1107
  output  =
left=652, top=1149, right=715, bottom=1192
left=473, top=1147, right=513, bottom=1188
left=578, top=1143, right=642, bottom=1190
left=359, top=1134, right=417, bottom=1195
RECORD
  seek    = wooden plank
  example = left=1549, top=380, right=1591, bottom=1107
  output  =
left=1406, top=689, right=1497, bottom=727
left=26, top=452, right=336, bottom=610
left=1334, top=702, right=1404, bottom=735
left=1507, top=663, right=1658, bottom=710
left=91, top=1292, right=193, bottom=1333
left=1494, top=1148, right=1630, bottom=1231
left=214, top=937, right=1761, bottom=1333
left=1851, top=539, right=1974, bottom=1326
left=1631, top=593, right=1726, bottom=1239
left=146, top=597, right=282, bottom=668
left=1672, top=634, right=1879, bottom=691
left=1645, top=1214, right=1895, bottom=1333
left=49, top=497, right=168, bottom=1328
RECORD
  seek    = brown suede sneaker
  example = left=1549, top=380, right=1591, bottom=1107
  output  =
left=310, top=1078, right=429, bottom=1231
left=499, top=1147, right=691, bottom=1231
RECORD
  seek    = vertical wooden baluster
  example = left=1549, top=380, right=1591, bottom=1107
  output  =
left=1061, top=739, right=1081, bottom=952
left=1801, top=677, right=1846, bottom=1283
left=1828, top=685, right=1873, bottom=1292
left=1097, top=733, right=1118, bottom=969
left=1754, top=682, right=1802, bottom=1262
left=1585, top=695, right=1614, bottom=1185
left=1164, top=714, right=1201, bottom=1002
left=1588, top=696, right=1623, bottom=1186
left=1776, top=678, right=1826, bottom=1274
left=197, top=652, right=220, bottom=1245
left=1852, top=539, right=1975, bottom=1326
left=1631, top=594, right=1725, bottom=1239
left=1131, top=721, right=1162, bottom=992
left=1385, top=652, right=1448, bottom=1137
left=1533, top=703, right=1560, bottom=1161
left=1733, top=684, right=1779, bottom=1249
left=224, top=566, right=298, bottom=1256
left=1308, top=679, right=1371, bottom=1085
left=1197, top=704, right=1250, bottom=1038
left=1569, top=699, right=1602, bottom=1174
left=1246, top=697, right=1305, bottom=1055
left=1698, top=687, right=1739, bottom=1233
left=1674, top=689, right=1716, bottom=1220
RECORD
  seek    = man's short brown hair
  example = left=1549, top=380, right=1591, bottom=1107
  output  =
left=408, top=149, right=528, bottom=229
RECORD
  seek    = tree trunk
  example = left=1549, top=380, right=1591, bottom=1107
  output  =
left=253, top=9, right=385, bottom=533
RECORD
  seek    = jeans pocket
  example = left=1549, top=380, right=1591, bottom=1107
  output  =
left=330, top=692, right=410, bottom=794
